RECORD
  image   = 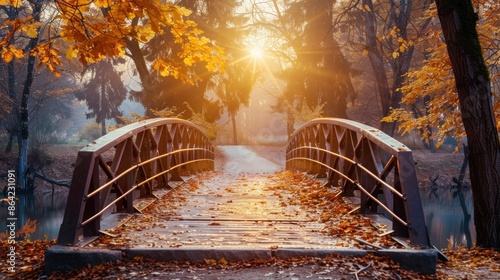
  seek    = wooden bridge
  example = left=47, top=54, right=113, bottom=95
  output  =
left=56, top=118, right=431, bottom=250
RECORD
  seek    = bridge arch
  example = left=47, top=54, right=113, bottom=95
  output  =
left=57, top=118, right=214, bottom=245
left=286, top=118, right=431, bottom=247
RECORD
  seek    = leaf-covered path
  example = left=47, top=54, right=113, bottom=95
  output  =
left=90, top=145, right=400, bottom=252
left=92, top=146, right=342, bottom=249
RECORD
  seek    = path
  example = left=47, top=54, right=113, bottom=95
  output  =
left=94, top=145, right=341, bottom=250
left=217, top=145, right=282, bottom=173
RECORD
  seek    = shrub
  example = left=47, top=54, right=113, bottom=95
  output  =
left=78, top=122, right=102, bottom=142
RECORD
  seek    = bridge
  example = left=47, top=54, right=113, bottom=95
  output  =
left=49, top=118, right=436, bottom=274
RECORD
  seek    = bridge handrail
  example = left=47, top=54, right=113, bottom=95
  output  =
left=57, top=118, right=214, bottom=245
left=286, top=118, right=430, bottom=247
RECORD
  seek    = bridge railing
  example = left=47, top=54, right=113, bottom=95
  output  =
left=286, top=118, right=430, bottom=247
left=57, top=118, right=214, bottom=245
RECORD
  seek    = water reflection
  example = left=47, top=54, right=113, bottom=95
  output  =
left=420, top=186, right=475, bottom=249
left=0, top=191, right=67, bottom=240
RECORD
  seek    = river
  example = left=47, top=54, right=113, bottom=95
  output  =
left=0, top=191, right=67, bottom=241
left=420, top=186, right=475, bottom=249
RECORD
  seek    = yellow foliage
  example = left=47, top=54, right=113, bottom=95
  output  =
left=0, top=0, right=21, bottom=8
left=20, top=21, right=40, bottom=38
left=385, top=0, right=500, bottom=147
left=92, top=0, right=110, bottom=8
left=31, top=42, right=62, bottom=77
left=0, top=0, right=226, bottom=82
left=1, top=45, right=24, bottom=62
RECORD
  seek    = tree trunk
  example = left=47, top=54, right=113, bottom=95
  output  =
left=230, top=112, right=238, bottom=145
left=101, top=118, right=107, bottom=136
left=5, top=23, right=18, bottom=154
left=17, top=43, right=36, bottom=191
left=362, top=0, right=392, bottom=135
left=17, top=1, right=41, bottom=191
left=125, top=37, right=154, bottom=93
left=286, top=105, right=295, bottom=140
left=435, top=0, right=500, bottom=248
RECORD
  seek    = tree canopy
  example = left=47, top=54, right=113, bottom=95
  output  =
left=384, top=0, right=500, bottom=148
left=0, top=0, right=226, bottom=190
left=0, top=0, right=226, bottom=81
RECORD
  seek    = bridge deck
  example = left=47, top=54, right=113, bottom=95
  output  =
left=89, top=146, right=401, bottom=251
left=95, top=172, right=343, bottom=249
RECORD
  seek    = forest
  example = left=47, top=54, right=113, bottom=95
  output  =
left=0, top=0, right=499, bottom=250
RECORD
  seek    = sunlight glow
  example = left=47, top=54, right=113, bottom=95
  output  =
left=250, top=48, right=264, bottom=59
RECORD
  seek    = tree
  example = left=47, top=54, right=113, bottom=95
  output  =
left=249, top=0, right=356, bottom=135
left=352, top=0, right=434, bottom=135
left=210, top=1, right=256, bottom=145
left=300, top=0, right=355, bottom=119
left=0, top=0, right=225, bottom=190
left=217, top=56, right=257, bottom=145
left=75, top=59, right=127, bottom=136
left=435, top=0, right=500, bottom=248
left=0, top=0, right=44, bottom=191
left=384, top=1, right=500, bottom=150
left=29, top=94, right=73, bottom=163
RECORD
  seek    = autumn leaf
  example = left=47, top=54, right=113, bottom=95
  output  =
left=1, top=45, right=24, bottom=63
left=204, top=258, right=217, bottom=265
left=219, top=258, right=228, bottom=266
left=0, top=0, right=22, bottom=8
left=21, top=21, right=40, bottom=38
left=1, top=47, right=14, bottom=62
left=93, top=0, right=110, bottom=8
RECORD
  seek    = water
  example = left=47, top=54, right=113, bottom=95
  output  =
left=420, top=186, right=475, bottom=249
left=1, top=185, right=475, bottom=249
left=0, top=191, right=67, bottom=241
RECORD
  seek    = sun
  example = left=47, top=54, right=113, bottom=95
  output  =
left=250, top=47, right=264, bottom=59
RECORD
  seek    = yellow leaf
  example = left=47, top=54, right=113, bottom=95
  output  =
left=152, top=60, right=170, bottom=76
left=21, top=22, right=40, bottom=38
left=93, top=0, right=109, bottom=8
left=1, top=47, right=14, bottom=63
left=10, top=45, right=24, bottom=59
left=204, top=258, right=216, bottom=265
left=0, top=0, right=22, bottom=8
left=65, top=46, right=79, bottom=59
left=183, top=56, right=195, bottom=66
left=392, top=51, right=399, bottom=59
left=363, top=4, right=371, bottom=12
left=176, top=6, right=192, bottom=16
left=390, top=28, right=397, bottom=37
left=219, top=258, right=228, bottom=266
